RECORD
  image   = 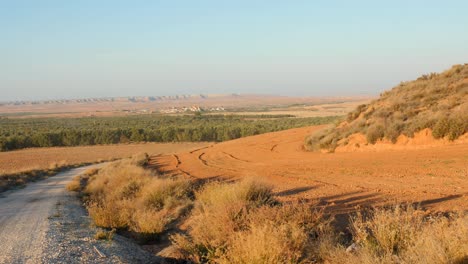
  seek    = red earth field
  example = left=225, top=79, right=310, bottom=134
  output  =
left=0, top=142, right=209, bottom=175
left=150, top=125, right=468, bottom=215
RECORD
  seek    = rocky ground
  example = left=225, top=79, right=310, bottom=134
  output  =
left=0, top=166, right=169, bottom=264
left=43, top=190, right=163, bottom=264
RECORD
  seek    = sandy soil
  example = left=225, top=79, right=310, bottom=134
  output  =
left=150, top=126, right=468, bottom=214
left=0, top=142, right=210, bottom=175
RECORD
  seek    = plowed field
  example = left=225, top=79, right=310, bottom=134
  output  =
left=150, top=126, right=468, bottom=214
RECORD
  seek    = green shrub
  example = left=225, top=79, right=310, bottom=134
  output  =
left=433, top=117, right=467, bottom=140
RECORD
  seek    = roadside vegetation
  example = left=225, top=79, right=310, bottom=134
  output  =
left=73, top=156, right=468, bottom=263
left=0, top=114, right=339, bottom=152
left=0, top=160, right=110, bottom=193
left=0, top=142, right=207, bottom=193
left=79, top=154, right=195, bottom=241
left=306, top=64, right=468, bottom=151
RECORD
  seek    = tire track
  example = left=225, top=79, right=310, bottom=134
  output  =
left=197, top=152, right=239, bottom=172
left=189, top=145, right=214, bottom=154
left=172, top=154, right=197, bottom=179
left=222, top=152, right=250, bottom=162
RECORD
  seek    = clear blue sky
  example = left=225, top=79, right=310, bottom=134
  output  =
left=1, top=0, right=467, bottom=101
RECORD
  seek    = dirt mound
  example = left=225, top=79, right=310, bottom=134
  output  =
left=306, top=64, right=468, bottom=151
left=335, top=128, right=468, bottom=152
left=150, top=126, right=468, bottom=213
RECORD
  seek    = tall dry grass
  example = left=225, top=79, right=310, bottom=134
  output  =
left=321, top=205, right=468, bottom=264
left=83, top=154, right=193, bottom=237
left=172, top=179, right=329, bottom=263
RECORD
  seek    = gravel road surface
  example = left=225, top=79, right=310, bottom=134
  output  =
left=0, top=165, right=162, bottom=264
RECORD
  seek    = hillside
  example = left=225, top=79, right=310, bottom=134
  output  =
left=306, top=64, right=468, bottom=151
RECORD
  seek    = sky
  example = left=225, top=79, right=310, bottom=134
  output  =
left=1, top=1, right=468, bottom=101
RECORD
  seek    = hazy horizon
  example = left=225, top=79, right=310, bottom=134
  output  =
left=0, top=92, right=377, bottom=103
left=1, top=1, right=468, bottom=101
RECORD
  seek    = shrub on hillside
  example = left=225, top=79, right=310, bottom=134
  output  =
left=306, top=64, right=468, bottom=151
left=347, top=104, right=368, bottom=122
left=384, top=122, right=404, bottom=143
left=432, top=117, right=468, bottom=140
left=366, top=124, right=385, bottom=144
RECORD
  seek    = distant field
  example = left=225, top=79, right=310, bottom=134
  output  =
left=218, top=100, right=371, bottom=118
left=0, top=142, right=209, bottom=175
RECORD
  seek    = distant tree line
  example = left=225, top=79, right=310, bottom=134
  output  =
left=0, top=114, right=340, bottom=151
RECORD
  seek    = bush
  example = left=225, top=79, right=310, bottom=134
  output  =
left=385, top=122, right=404, bottom=143
left=433, top=117, right=467, bottom=140
left=366, top=124, right=385, bottom=144
left=171, top=179, right=276, bottom=262
left=217, top=204, right=327, bottom=264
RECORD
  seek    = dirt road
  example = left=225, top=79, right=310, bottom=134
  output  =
left=151, top=126, right=468, bottom=213
left=0, top=166, right=98, bottom=263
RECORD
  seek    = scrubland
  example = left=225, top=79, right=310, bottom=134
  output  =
left=306, top=64, right=468, bottom=151
left=74, top=157, right=468, bottom=263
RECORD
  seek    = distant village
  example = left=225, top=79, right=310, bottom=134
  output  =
left=120, top=106, right=226, bottom=115
left=159, top=106, right=225, bottom=114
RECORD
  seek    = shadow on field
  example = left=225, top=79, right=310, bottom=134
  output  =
left=275, top=186, right=317, bottom=196
left=419, top=194, right=464, bottom=207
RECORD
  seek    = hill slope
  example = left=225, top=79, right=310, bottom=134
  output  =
left=306, top=64, right=468, bottom=151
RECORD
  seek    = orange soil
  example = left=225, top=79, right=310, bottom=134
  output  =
left=336, top=129, right=468, bottom=152
left=0, top=142, right=209, bottom=175
left=150, top=126, right=468, bottom=214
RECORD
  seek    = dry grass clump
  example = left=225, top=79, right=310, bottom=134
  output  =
left=83, top=154, right=193, bottom=238
left=306, top=64, right=468, bottom=151
left=66, top=175, right=81, bottom=192
left=321, top=205, right=468, bottom=264
left=172, top=179, right=328, bottom=263
left=94, top=229, right=116, bottom=241
left=218, top=204, right=329, bottom=264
